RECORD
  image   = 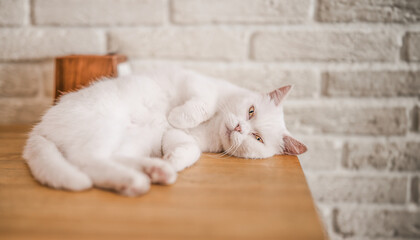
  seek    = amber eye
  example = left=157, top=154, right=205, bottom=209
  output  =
left=253, top=133, right=264, bottom=143
left=248, top=106, right=255, bottom=119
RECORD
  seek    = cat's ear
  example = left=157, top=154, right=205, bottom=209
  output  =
left=268, top=85, right=293, bottom=105
left=282, top=135, right=307, bottom=155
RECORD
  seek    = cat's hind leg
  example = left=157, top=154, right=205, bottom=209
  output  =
left=72, top=158, right=151, bottom=197
left=23, top=134, right=92, bottom=191
left=162, top=129, right=201, bottom=172
left=117, top=157, right=177, bottom=185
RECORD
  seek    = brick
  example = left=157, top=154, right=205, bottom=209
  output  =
left=0, top=62, right=53, bottom=98
left=403, top=32, right=420, bottom=62
left=307, top=174, right=407, bottom=203
left=317, top=0, right=420, bottom=23
left=172, top=0, right=311, bottom=24
left=284, top=104, right=407, bottom=135
left=323, top=70, right=420, bottom=97
left=334, top=208, right=420, bottom=238
left=33, top=0, right=164, bottom=26
left=0, top=0, right=27, bottom=26
left=297, top=137, right=342, bottom=171
left=0, top=99, right=51, bottom=124
left=252, top=31, right=399, bottom=62
left=344, top=141, right=420, bottom=171
left=109, top=29, right=247, bottom=60
left=0, top=29, right=106, bottom=61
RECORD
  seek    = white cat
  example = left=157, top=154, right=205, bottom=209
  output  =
left=23, top=68, right=307, bottom=196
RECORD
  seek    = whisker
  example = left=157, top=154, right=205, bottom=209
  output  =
left=229, top=141, right=241, bottom=157
left=207, top=137, right=240, bottom=160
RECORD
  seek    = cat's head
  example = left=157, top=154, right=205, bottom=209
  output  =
left=218, top=85, right=307, bottom=158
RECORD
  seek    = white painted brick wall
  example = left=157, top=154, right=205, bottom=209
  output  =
left=131, top=62, right=320, bottom=98
left=109, top=28, right=248, bottom=60
left=0, top=0, right=28, bottom=26
left=0, top=29, right=106, bottom=60
left=307, top=174, right=408, bottom=203
left=172, top=0, right=312, bottom=24
left=404, top=32, right=420, bottom=61
left=0, top=62, right=53, bottom=97
left=344, top=140, right=420, bottom=171
left=0, top=98, right=52, bottom=124
left=252, top=31, right=400, bottom=62
left=317, top=0, right=420, bottom=23
left=298, top=137, right=343, bottom=171
left=323, top=70, right=420, bottom=97
left=0, top=1, right=419, bottom=239
left=284, top=102, right=408, bottom=135
left=33, top=0, right=165, bottom=26
left=334, top=208, right=420, bottom=238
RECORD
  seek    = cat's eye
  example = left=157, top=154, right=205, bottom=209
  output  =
left=253, top=133, right=264, bottom=143
left=248, top=106, right=255, bottom=119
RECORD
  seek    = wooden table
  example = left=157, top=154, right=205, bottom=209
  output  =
left=0, top=125, right=325, bottom=240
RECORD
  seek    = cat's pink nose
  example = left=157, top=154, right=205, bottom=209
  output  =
left=234, top=124, right=242, bottom=133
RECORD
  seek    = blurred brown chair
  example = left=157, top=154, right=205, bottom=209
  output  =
left=54, top=54, right=127, bottom=101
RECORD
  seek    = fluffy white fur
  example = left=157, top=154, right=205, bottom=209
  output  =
left=23, top=68, right=306, bottom=196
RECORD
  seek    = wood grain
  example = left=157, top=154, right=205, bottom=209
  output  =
left=54, top=55, right=127, bottom=100
left=0, top=125, right=325, bottom=240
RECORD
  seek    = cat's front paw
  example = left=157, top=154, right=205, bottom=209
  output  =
left=168, top=102, right=208, bottom=129
left=164, top=145, right=201, bottom=172
left=168, top=107, right=197, bottom=129
left=119, top=174, right=151, bottom=197
left=144, top=161, right=177, bottom=185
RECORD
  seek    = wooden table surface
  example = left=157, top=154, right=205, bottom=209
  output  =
left=0, top=125, right=325, bottom=240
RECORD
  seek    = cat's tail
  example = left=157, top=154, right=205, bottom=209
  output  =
left=23, top=133, right=93, bottom=191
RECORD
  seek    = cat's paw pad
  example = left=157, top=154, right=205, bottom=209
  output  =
left=119, top=175, right=150, bottom=197
left=146, top=163, right=177, bottom=185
